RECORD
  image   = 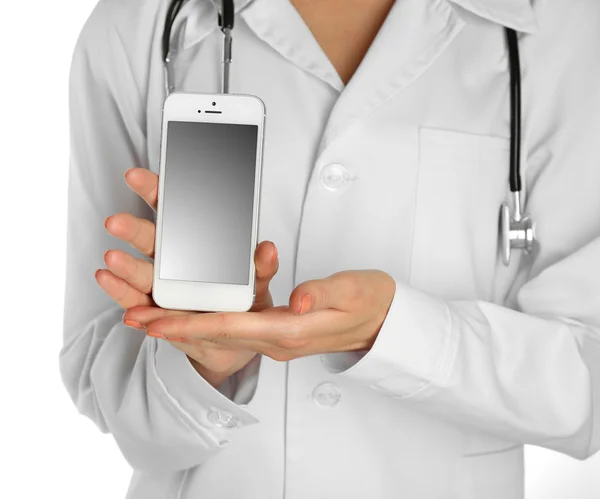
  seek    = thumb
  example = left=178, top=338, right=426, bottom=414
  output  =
left=253, top=240, right=279, bottom=310
left=289, top=275, right=340, bottom=315
left=290, top=270, right=395, bottom=316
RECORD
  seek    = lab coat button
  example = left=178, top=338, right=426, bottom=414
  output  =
left=207, top=407, right=240, bottom=428
left=321, top=163, right=350, bottom=191
left=312, top=382, right=342, bottom=407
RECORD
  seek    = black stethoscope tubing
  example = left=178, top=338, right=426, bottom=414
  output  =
left=162, top=0, right=185, bottom=63
left=505, top=28, right=522, bottom=194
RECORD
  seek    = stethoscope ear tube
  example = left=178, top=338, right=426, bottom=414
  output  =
left=219, top=0, right=235, bottom=94
left=505, top=28, right=522, bottom=194
left=218, top=0, right=235, bottom=30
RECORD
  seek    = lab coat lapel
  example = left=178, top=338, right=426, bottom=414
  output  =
left=317, top=0, right=465, bottom=156
left=239, top=0, right=345, bottom=92
left=448, top=0, right=539, bottom=33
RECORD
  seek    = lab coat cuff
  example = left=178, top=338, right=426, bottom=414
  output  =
left=153, top=339, right=260, bottom=443
left=321, top=279, right=456, bottom=399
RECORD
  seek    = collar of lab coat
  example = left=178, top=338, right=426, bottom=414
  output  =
left=172, top=0, right=255, bottom=53
left=174, top=0, right=538, bottom=54
left=447, top=0, right=538, bottom=34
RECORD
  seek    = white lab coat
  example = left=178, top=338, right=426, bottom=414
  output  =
left=60, top=0, right=600, bottom=497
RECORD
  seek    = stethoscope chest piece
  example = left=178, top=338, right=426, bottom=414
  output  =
left=500, top=195, right=536, bottom=266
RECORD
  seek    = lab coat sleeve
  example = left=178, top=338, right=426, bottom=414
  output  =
left=59, top=0, right=260, bottom=474
left=322, top=9, right=600, bottom=460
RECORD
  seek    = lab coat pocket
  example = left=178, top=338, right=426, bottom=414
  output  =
left=410, top=127, right=510, bottom=300
left=455, top=445, right=524, bottom=499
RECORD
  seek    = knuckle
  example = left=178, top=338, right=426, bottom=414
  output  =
left=116, top=282, right=133, bottom=306
left=333, top=271, right=362, bottom=299
left=135, top=222, right=155, bottom=256
left=131, top=258, right=147, bottom=289
left=335, top=270, right=361, bottom=290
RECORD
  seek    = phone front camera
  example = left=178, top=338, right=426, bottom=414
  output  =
left=212, top=101, right=216, bottom=106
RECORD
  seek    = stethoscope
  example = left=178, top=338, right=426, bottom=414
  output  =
left=162, top=0, right=536, bottom=267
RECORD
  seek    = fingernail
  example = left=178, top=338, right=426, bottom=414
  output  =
left=299, top=294, right=313, bottom=315
left=124, top=320, right=145, bottom=330
left=104, top=216, right=111, bottom=229
left=271, top=246, right=278, bottom=263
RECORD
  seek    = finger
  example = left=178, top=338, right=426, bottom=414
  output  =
left=123, top=305, right=189, bottom=326
left=133, top=308, right=247, bottom=351
left=104, top=249, right=154, bottom=294
left=124, top=307, right=235, bottom=350
left=95, top=269, right=153, bottom=310
left=290, top=270, right=396, bottom=315
left=105, top=213, right=155, bottom=258
left=253, top=240, right=279, bottom=310
left=145, top=308, right=292, bottom=343
left=124, top=168, right=158, bottom=211
left=124, top=306, right=229, bottom=345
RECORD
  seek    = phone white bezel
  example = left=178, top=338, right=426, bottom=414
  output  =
left=153, top=92, right=266, bottom=312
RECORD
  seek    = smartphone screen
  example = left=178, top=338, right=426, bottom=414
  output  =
left=159, top=120, right=258, bottom=285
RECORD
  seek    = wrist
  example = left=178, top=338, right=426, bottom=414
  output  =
left=187, top=355, right=230, bottom=389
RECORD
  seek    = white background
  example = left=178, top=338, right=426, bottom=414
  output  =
left=0, top=1, right=598, bottom=497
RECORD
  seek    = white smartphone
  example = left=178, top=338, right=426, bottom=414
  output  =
left=152, top=92, right=266, bottom=312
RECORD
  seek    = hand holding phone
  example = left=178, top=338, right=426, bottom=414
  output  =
left=99, top=168, right=279, bottom=387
